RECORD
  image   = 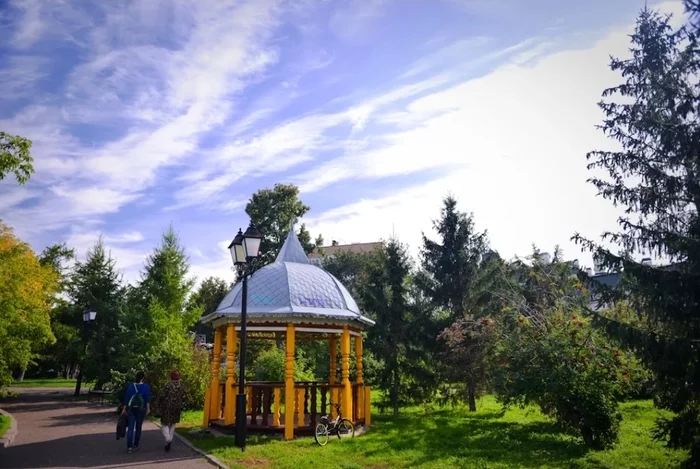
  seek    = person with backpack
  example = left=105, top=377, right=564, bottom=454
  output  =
left=121, top=370, right=151, bottom=454
left=157, top=370, right=187, bottom=452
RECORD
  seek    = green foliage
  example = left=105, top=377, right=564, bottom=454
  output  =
left=0, top=223, right=58, bottom=389
left=0, top=131, right=34, bottom=184
left=245, top=183, right=322, bottom=266
left=572, top=7, right=700, bottom=465
left=493, top=250, right=629, bottom=449
left=418, top=196, right=494, bottom=411
left=251, top=346, right=315, bottom=382
left=0, top=414, right=10, bottom=438
left=418, top=195, right=489, bottom=321
left=360, top=238, right=422, bottom=415
left=189, top=276, right=229, bottom=342
left=114, top=226, right=205, bottom=409
left=31, top=244, right=79, bottom=379
left=67, top=238, right=125, bottom=386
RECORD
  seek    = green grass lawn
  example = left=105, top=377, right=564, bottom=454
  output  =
left=10, top=378, right=93, bottom=388
left=177, top=397, right=687, bottom=469
left=0, top=414, right=11, bottom=438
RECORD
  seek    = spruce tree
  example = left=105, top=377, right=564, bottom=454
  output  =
left=573, top=8, right=700, bottom=466
left=68, top=238, right=124, bottom=388
left=419, top=195, right=489, bottom=410
left=360, top=238, right=412, bottom=415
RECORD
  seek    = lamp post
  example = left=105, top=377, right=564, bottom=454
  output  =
left=228, top=222, right=262, bottom=450
left=74, top=308, right=97, bottom=397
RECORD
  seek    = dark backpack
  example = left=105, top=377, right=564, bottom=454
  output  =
left=116, top=413, right=127, bottom=440
left=128, top=383, right=146, bottom=413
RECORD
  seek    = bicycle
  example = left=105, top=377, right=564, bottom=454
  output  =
left=314, top=402, right=355, bottom=446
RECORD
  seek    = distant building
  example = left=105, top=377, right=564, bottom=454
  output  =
left=307, top=240, right=384, bottom=266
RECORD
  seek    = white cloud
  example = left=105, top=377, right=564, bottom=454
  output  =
left=2, top=0, right=286, bottom=242
left=303, top=0, right=687, bottom=267
left=328, top=0, right=388, bottom=41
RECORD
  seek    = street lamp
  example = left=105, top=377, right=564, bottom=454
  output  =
left=74, top=308, right=97, bottom=397
left=228, top=222, right=262, bottom=450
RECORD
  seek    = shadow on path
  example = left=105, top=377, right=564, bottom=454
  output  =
left=1, top=430, right=204, bottom=468
left=0, top=388, right=214, bottom=469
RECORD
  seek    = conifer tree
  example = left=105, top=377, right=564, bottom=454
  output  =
left=574, top=8, right=700, bottom=465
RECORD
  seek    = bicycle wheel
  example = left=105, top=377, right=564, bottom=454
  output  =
left=314, top=423, right=329, bottom=446
left=336, top=418, right=354, bottom=439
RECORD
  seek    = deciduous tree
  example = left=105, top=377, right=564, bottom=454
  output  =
left=0, top=131, right=34, bottom=184
left=245, top=183, right=323, bottom=265
left=0, top=223, right=57, bottom=389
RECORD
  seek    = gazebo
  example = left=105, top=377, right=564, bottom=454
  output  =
left=199, top=228, right=374, bottom=440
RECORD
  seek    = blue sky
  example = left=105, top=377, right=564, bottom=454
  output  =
left=0, top=0, right=686, bottom=285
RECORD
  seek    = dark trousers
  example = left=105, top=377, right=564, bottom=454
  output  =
left=126, top=411, right=145, bottom=448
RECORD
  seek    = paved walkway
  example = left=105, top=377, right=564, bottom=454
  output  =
left=0, top=388, right=215, bottom=469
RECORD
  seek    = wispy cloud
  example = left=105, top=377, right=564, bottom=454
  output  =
left=0, top=55, right=49, bottom=100
left=0, top=0, right=688, bottom=284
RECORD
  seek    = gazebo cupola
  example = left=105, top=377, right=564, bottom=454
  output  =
left=200, top=227, right=374, bottom=439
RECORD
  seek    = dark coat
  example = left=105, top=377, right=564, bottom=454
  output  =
left=158, top=380, right=187, bottom=426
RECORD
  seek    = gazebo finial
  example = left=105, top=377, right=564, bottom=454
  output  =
left=275, top=219, right=309, bottom=264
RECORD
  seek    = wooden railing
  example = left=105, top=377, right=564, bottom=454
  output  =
left=216, top=381, right=365, bottom=430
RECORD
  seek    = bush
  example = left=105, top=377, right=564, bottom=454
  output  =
left=251, top=345, right=315, bottom=382
left=111, top=342, right=211, bottom=413
left=494, top=310, right=624, bottom=449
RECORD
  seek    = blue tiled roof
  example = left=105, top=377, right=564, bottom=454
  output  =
left=208, top=228, right=374, bottom=327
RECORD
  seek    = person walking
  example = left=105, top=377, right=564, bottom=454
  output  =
left=158, top=370, right=187, bottom=452
left=121, top=370, right=151, bottom=454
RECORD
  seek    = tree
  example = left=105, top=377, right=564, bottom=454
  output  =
left=0, top=131, right=34, bottom=184
left=493, top=249, right=632, bottom=449
left=572, top=8, right=700, bottom=465
left=0, top=222, right=57, bottom=389
left=419, top=195, right=489, bottom=321
left=116, top=226, right=208, bottom=410
left=68, top=238, right=125, bottom=390
left=418, top=195, right=489, bottom=410
left=31, top=243, right=80, bottom=380
left=189, top=276, right=229, bottom=342
left=360, top=238, right=413, bottom=415
left=245, top=183, right=323, bottom=265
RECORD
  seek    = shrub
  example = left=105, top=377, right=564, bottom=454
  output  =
left=494, top=309, right=624, bottom=449
left=111, top=342, right=211, bottom=413
left=251, top=345, right=315, bottom=382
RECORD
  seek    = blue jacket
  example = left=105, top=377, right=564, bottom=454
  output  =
left=123, top=382, right=151, bottom=407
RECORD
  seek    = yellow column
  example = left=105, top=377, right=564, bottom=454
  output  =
left=355, top=334, right=364, bottom=419
left=365, top=387, right=372, bottom=426
left=202, top=387, right=211, bottom=427
left=273, top=387, right=281, bottom=427
left=296, top=388, right=304, bottom=427
left=209, top=327, right=223, bottom=420
left=284, top=324, right=295, bottom=440
left=224, top=323, right=236, bottom=425
left=341, top=326, right=352, bottom=420
left=329, top=335, right=337, bottom=419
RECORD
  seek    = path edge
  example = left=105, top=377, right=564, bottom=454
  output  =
left=0, top=407, right=18, bottom=448
left=151, top=420, right=230, bottom=469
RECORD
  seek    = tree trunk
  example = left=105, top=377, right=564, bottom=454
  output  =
left=74, top=367, right=83, bottom=397
left=467, top=375, right=477, bottom=412
left=392, top=367, right=400, bottom=416
left=17, top=368, right=26, bottom=382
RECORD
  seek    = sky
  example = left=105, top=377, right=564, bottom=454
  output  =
left=0, top=0, right=687, bottom=286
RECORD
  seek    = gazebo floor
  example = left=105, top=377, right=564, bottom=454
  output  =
left=210, top=414, right=365, bottom=436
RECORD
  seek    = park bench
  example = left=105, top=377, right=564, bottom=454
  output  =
left=87, top=384, right=114, bottom=404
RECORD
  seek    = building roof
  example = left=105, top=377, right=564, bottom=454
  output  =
left=307, top=241, right=383, bottom=259
left=201, top=228, right=374, bottom=327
